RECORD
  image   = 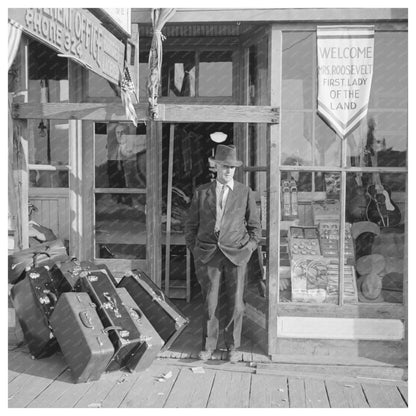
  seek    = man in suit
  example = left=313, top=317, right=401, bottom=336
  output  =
left=185, top=144, right=261, bottom=362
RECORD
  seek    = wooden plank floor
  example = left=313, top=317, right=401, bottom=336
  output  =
left=9, top=347, right=408, bottom=408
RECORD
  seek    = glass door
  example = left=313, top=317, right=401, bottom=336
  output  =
left=93, top=121, right=148, bottom=278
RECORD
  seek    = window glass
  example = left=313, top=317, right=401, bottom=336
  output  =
left=199, top=51, right=233, bottom=97
left=95, top=193, right=147, bottom=260
left=282, top=112, right=313, bottom=166
left=95, top=122, right=147, bottom=189
left=369, top=32, right=407, bottom=109
left=28, top=119, right=69, bottom=188
left=282, top=32, right=314, bottom=110
left=161, top=51, right=196, bottom=97
left=314, top=115, right=341, bottom=167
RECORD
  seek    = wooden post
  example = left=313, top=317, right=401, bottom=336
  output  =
left=267, top=25, right=282, bottom=357
left=147, top=120, right=162, bottom=286
left=68, top=120, right=83, bottom=259
left=164, top=124, right=175, bottom=296
left=82, top=121, right=94, bottom=261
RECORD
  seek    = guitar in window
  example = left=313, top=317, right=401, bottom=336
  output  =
left=366, top=151, right=401, bottom=227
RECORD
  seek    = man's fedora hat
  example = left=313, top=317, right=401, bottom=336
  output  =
left=209, top=144, right=242, bottom=167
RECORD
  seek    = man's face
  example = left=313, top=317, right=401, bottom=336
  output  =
left=115, top=126, right=125, bottom=143
left=216, top=163, right=236, bottom=184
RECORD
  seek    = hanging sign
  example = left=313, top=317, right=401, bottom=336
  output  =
left=8, top=8, right=125, bottom=84
left=317, top=26, right=375, bottom=139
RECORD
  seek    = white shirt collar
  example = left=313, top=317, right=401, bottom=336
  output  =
left=216, top=179, right=234, bottom=191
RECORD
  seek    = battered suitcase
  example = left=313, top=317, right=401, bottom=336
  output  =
left=78, top=270, right=145, bottom=372
left=10, top=258, right=60, bottom=358
left=8, top=239, right=68, bottom=284
left=116, top=287, right=164, bottom=372
left=50, top=258, right=117, bottom=292
left=50, top=292, right=114, bottom=383
left=118, top=270, right=189, bottom=351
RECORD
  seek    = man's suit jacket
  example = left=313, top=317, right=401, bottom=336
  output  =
left=185, top=180, right=261, bottom=266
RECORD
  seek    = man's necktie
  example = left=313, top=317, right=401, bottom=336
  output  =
left=219, top=184, right=226, bottom=210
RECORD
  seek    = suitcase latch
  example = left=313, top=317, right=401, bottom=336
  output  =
left=86, top=274, right=98, bottom=282
left=119, top=330, right=130, bottom=338
left=39, top=295, right=50, bottom=304
left=29, top=272, right=40, bottom=279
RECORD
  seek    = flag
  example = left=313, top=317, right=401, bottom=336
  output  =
left=120, top=64, right=138, bottom=126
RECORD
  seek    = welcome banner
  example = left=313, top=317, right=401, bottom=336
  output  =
left=317, top=26, right=375, bottom=139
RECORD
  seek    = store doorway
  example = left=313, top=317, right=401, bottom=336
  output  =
left=161, top=122, right=268, bottom=358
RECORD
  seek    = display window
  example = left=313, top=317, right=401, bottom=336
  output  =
left=94, top=122, right=147, bottom=260
left=279, top=30, right=407, bottom=308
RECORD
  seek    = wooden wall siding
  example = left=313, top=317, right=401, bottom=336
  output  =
left=138, top=23, right=254, bottom=38
left=132, top=8, right=408, bottom=24
left=29, top=194, right=69, bottom=241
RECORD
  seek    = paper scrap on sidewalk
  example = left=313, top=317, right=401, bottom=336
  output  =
left=191, top=366, right=205, bottom=374
left=88, top=403, right=102, bottom=408
left=157, top=371, right=173, bottom=382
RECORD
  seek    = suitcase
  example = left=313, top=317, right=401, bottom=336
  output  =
left=117, top=270, right=189, bottom=351
left=78, top=270, right=145, bottom=372
left=10, top=260, right=60, bottom=358
left=50, top=259, right=117, bottom=292
left=116, top=287, right=164, bottom=372
left=50, top=292, right=114, bottom=383
left=8, top=239, right=68, bottom=284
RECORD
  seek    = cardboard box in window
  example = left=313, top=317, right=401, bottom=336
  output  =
left=290, top=256, right=358, bottom=304
left=312, top=200, right=340, bottom=225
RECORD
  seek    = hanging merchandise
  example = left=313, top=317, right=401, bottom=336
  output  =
left=289, top=179, right=298, bottom=217
left=281, top=180, right=291, bottom=220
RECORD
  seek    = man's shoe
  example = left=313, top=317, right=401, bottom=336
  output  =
left=227, top=349, right=240, bottom=363
left=198, top=349, right=214, bottom=360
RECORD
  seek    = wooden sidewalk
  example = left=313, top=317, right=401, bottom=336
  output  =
left=8, top=346, right=408, bottom=408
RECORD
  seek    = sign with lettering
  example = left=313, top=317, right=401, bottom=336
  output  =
left=317, top=26, right=375, bottom=139
left=8, top=8, right=125, bottom=84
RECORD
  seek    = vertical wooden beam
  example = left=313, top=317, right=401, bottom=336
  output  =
left=338, top=138, right=347, bottom=306
left=82, top=121, right=94, bottom=261
left=267, top=25, right=282, bottom=357
left=68, top=120, right=83, bottom=259
left=13, top=120, right=29, bottom=249
left=147, top=120, right=162, bottom=286
left=164, top=124, right=175, bottom=296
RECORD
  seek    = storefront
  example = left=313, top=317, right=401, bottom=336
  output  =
left=9, top=8, right=408, bottom=365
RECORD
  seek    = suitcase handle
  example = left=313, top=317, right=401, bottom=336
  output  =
left=103, top=325, right=122, bottom=333
left=32, top=251, right=51, bottom=267
left=79, top=311, right=94, bottom=328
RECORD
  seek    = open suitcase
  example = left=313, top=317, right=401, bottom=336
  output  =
left=117, top=270, right=189, bottom=351
left=116, top=287, right=164, bottom=372
left=50, top=292, right=114, bottom=383
left=10, top=259, right=61, bottom=358
left=79, top=270, right=153, bottom=372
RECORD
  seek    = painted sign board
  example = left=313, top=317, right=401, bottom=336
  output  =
left=317, top=26, right=375, bottom=139
left=8, top=8, right=125, bottom=84
left=102, top=8, right=131, bottom=35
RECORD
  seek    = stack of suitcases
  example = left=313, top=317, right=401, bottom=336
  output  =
left=9, top=247, right=189, bottom=383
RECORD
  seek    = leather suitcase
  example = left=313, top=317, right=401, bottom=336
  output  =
left=50, top=292, right=114, bottom=383
left=117, top=270, right=189, bottom=351
left=78, top=271, right=144, bottom=372
left=8, top=239, right=68, bottom=284
left=116, top=287, right=164, bottom=372
left=10, top=264, right=60, bottom=358
left=50, top=259, right=117, bottom=292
